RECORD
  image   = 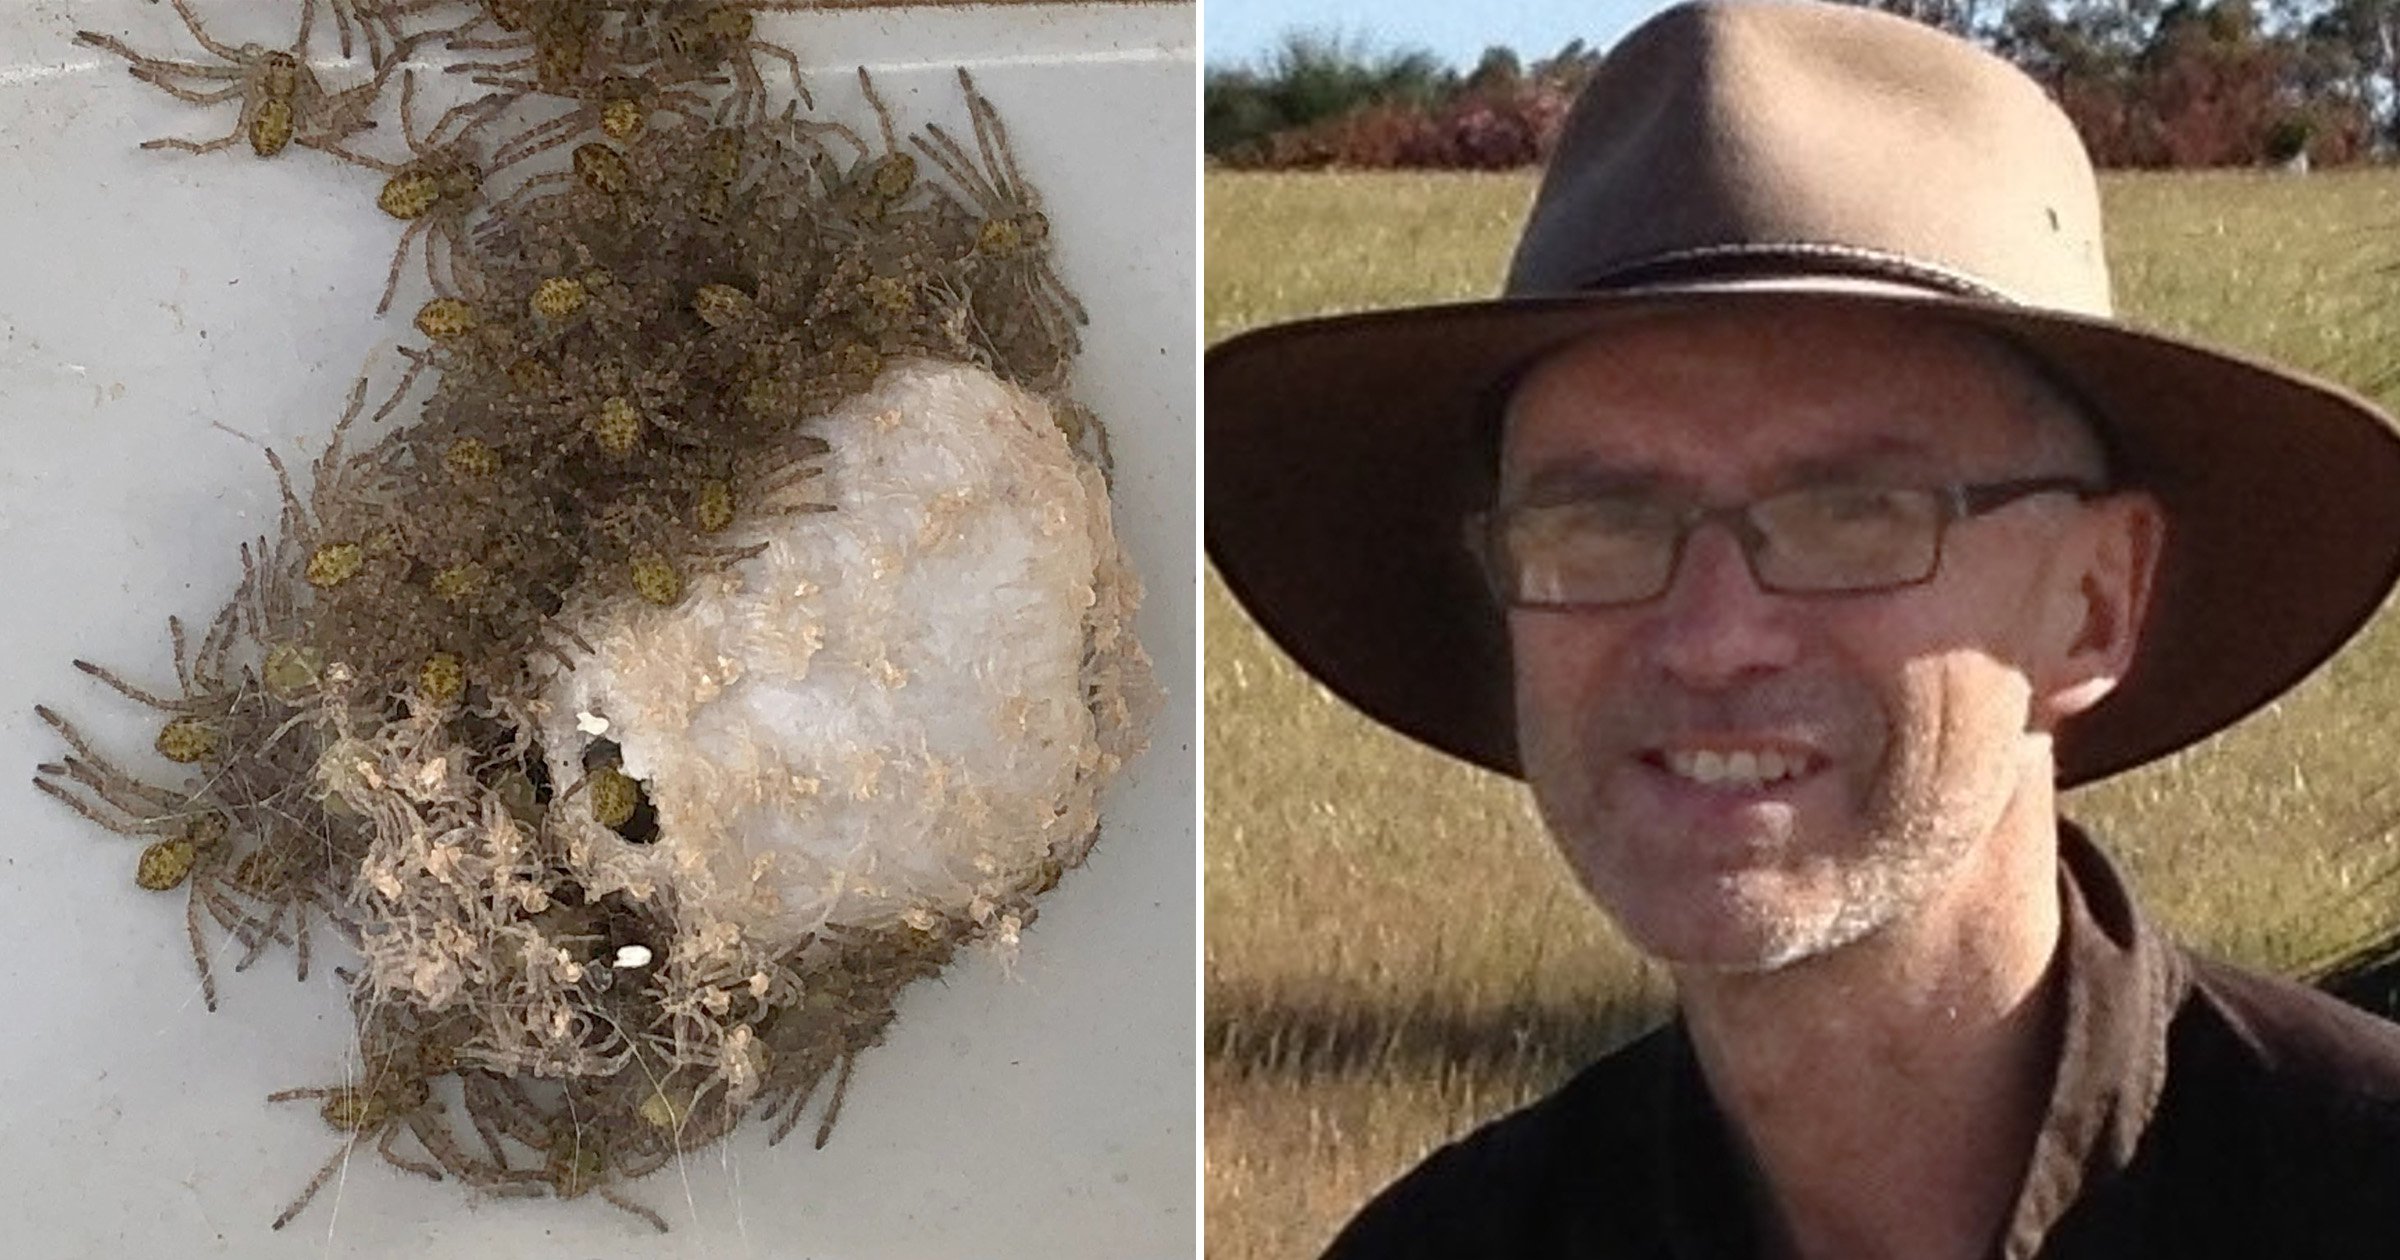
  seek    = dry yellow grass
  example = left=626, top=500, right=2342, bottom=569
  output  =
left=1206, top=168, right=2400, bottom=1259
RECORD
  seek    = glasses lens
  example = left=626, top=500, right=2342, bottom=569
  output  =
left=1500, top=497, right=1680, bottom=605
left=1751, top=486, right=1943, bottom=592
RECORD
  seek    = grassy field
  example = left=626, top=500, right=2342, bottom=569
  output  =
left=1205, top=168, right=2400, bottom=1259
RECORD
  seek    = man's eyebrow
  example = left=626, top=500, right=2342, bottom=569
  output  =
left=1506, top=434, right=1945, bottom=502
left=1775, top=434, right=1945, bottom=485
left=1506, top=460, right=1680, bottom=502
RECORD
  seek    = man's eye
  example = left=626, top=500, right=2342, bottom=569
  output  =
left=1547, top=498, right=1678, bottom=536
left=1796, top=487, right=1913, bottom=523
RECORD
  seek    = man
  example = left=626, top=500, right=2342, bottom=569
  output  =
left=1206, top=2, right=2400, bottom=1256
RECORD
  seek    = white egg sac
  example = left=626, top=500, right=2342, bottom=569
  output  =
left=537, top=360, right=1153, bottom=951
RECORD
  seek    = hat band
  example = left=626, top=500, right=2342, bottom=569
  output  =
left=1571, top=243, right=2026, bottom=306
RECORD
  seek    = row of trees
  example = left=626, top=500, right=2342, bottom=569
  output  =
left=1205, top=0, right=2400, bottom=170
left=1205, top=36, right=1596, bottom=169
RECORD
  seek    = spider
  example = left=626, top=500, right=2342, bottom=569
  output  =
left=442, top=0, right=607, bottom=95
left=910, top=69, right=1087, bottom=378
left=35, top=751, right=258, bottom=1012
left=810, top=68, right=926, bottom=230
left=241, top=534, right=317, bottom=691
left=33, top=698, right=230, bottom=886
left=636, top=0, right=811, bottom=126
left=29, top=606, right=319, bottom=1014
left=259, top=358, right=431, bottom=579
left=332, top=71, right=521, bottom=314
left=752, top=931, right=947, bottom=1147
left=332, top=0, right=506, bottom=63
left=326, top=0, right=395, bottom=68
left=76, top=0, right=402, bottom=161
left=267, top=1012, right=494, bottom=1230
left=455, top=1072, right=678, bottom=1231
left=469, top=136, right=651, bottom=244
left=356, top=0, right=532, bottom=39
left=470, top=70, right=716, bottom=172
left=528, top=1111, right=673, bottom=1231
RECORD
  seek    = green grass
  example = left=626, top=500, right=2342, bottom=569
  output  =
left=1205, top=168, right=2400, bottom=1260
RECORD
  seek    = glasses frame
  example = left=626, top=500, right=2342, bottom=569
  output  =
left=1468, top=476, right=2108, bottom=609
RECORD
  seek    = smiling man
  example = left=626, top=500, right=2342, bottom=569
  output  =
left=1207, top=2, right=2400, bottom=1257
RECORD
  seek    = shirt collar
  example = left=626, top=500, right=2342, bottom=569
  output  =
left=1997, top=820, right=2185, bottom=1256
left=1646, top=820, right=2188, bottom=1259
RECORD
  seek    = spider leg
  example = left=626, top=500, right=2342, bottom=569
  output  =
left=185, top=884, right=221, bottom=1011
left=377, top=215, right=434, bottom=315
left=416, top=14, right=498, bottom=52
left=813, top=1052, right=859, bottom=1150
left=258, top=448, right=309, bottom=540
left=75, top=31, right=239, bottom=87
left=238, top=540, right=281, bottom=643
left=782, top=115, right=868, bottom=164
left=373, top=340, right=435, bottom=434
left=232, top=895, right=286, bottom=971
left=617, top=1139, right=672, bottom=1179
left=207, top=886, right=284, bottom=959
left=660, top=91, right=717, bottom=127
left=168, top=0, right=245, bottom=64
left=488, top=109, right=586, bottom=171
left=411, top=1108, right=503, bottom=1180
left=319, top=375, right=375, bottom=482
left=195, top=599, right=241, bottom=692
left=760, top=1049, right=831, bottom=1145
left=724, top=57, right=769, bottom=128
left=426, top=88, right=520, bottom=150
left=323, top=0, right=358, bottom=63
left=912, top=123, right=1001, bottom=216
left=66, top=660, right=194, bottom=714
left=463, top=1095, right=516, bottom=1170
left=270, top=1140, right=357, bottom=1230
left=292, top=898, right=315, bottom=981
left=306, top=60, right=407, bottom=148
left=447, top=52, right=536, bottom=75
left=142, top=130, right=247, bottom=157
left=379, top=1122, right=446, bottom=1180
left=130, top=76, right=248, bottom=106
left=599, top=1185, right=669, bottom=1234
left=960, top=68, right=1031, bottom=200
left=30, top=775, right=173, bottom=839
left=749, top=39, right=809, bottom=110
left=480, top=169, right=570, bottom=223
left=856, top=66, right=897, bottom=153
left=294, top=0, right=321, bottom=62
left=1033, top=265, right=1086, bottom=341
left=46, top=748, right=190, bottom=814
left=166, top=616, right=194, bottom=695
left=430, top=219, right=484, bottom=301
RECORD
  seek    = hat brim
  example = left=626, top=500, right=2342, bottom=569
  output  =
left=1205, top=287, right=2400, bottom=788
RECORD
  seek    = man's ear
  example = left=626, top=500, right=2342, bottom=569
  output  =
left=2033, top=492, right=2165, bottom=727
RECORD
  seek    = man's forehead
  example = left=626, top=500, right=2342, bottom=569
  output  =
left=1498, top=307, right=2068, bottom=487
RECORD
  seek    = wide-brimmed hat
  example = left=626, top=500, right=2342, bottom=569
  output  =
left=1206, top=0, right=2400, bottom=787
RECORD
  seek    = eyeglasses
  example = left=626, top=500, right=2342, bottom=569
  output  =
left=1469, top=477, right=2105, bottom=608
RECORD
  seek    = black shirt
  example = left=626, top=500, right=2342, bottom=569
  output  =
left=1320, top=825, right=2400, bottom=1258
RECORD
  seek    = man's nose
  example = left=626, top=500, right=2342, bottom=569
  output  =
left=1643, top=524, right=1801, bottom=688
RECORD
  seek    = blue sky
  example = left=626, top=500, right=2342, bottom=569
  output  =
left=1205, top=0, right=1684, bottom=72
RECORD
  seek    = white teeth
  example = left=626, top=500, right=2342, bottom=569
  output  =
left=1666, top=748, right=1808, bottom=789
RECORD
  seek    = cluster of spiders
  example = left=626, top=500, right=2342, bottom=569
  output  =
left=45, top=0, right=1112, bottom=1234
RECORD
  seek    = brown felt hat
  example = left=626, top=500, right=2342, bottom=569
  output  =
left=1206, top=0, right=2400, bottom=787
